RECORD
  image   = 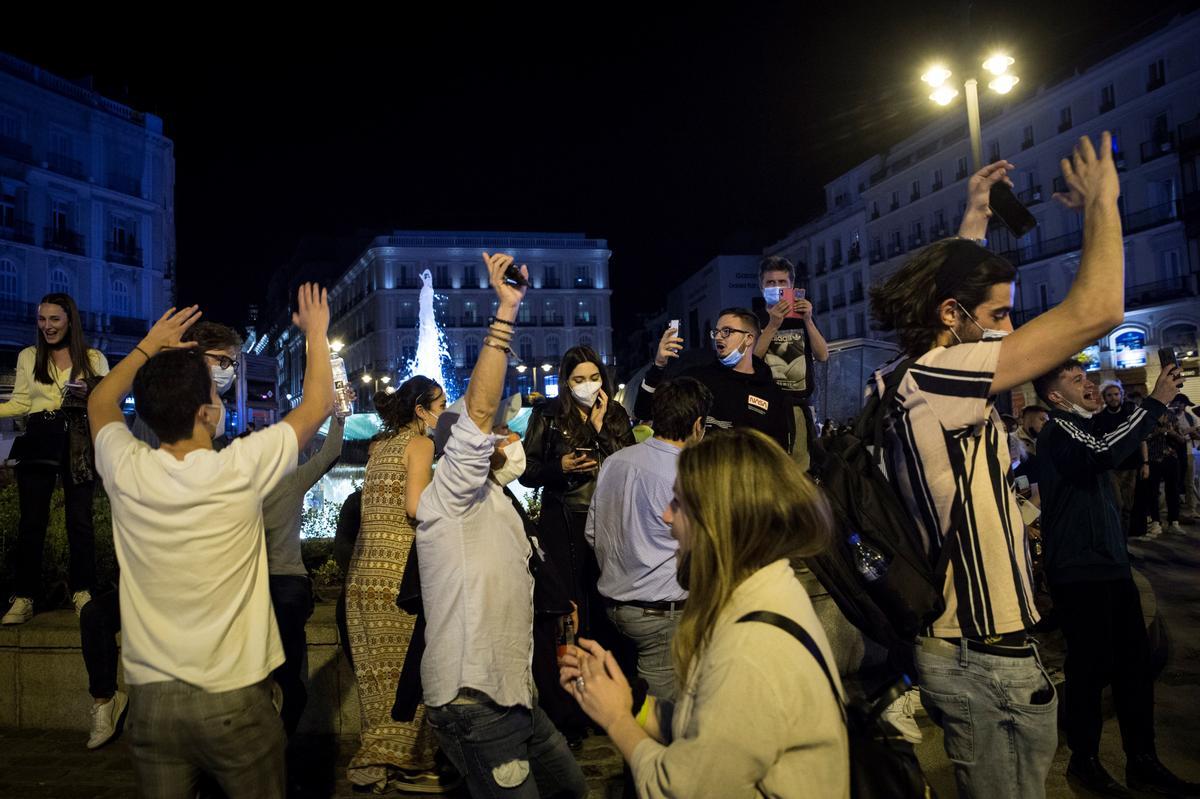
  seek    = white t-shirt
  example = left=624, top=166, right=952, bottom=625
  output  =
left=94, top=421, right=298, bottom=692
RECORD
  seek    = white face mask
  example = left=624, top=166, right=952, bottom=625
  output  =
left=957, top=303, right=1011, bottom=342
left=492, top=439, right=526, bottom=486
left=570, top=379, right=603, bottom=407
left=1056, top=398, right=1095, bottom=419
left=211, top=365, right=236, bottom=395
left=762, top=286, right=784, bottom=305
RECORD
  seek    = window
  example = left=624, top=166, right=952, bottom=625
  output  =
left=890, top=191, right=899, bottom=210
left=465, top=336, right=480, bottom=365
left=956, top=156, right=968, bottom=180
left=111, top=218, right=136, bottom=254
left=518, top=335, right=534, bottom=362
left=989, top=140, right=1000, bottom=162
left=462, top=300, right=478, bottom=323
left=110, top=279, right=130, bottom=316
left=1148, top=58, right=1166, bottom=90
left=1161, top=323, right=1198, bottom=351
left=910, top=179, right=921, bottom=201
left=932, top=169, right=943, bottom=190
left=434, top=264, right=449, bottom=288
left=50, top=130, right=73, bottom=158
left=0, top=259, right=17, bottom=299
left=0, top=108, right=22, bottom=141
left=1059, top=106, right=1072, bottom=132
left=574, top=264, right=591, bottom=287
left=517, top=303, right=532, bottom=323
left=578, top=334, right=593, bottom=351
left=545, top=335, right=560, bottom=357
left=49, top=268, right=70, bottom=295
left=463, top=264, right=478, bottom=287
left=1100, top=83, right=1116, bottom=112
left=1037, top=283, right=1049, bottom=310
left=1157, top=249, right=1183, bottom=282
left=933, top=209, right=946, bottom=235
left=401, top=337, right=417, bottom=364
left=575, top=300, right=593, bottom=324
left=544, top=265, right=559, bottom=288
left=51, top=200, right=71, bottom=234
left=1021, top=125, right=1034, bottom=149
left=871, top=201, right=879, bottom=219
left=0, top=194, right=14, bottom=228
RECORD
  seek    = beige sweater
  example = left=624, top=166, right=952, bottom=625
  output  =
left=630, top=559, right=850, bottom=799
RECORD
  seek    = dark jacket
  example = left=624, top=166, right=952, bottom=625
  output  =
left=634, top=356, right=794, bottom=454
left=520, top=399, right=634, bottom=512
left=1037, top=397, right=1166, bottom=585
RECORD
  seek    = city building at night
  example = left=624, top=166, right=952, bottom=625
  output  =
left=271, top=231, right=613, bottom=405
left=765, top=9, right=1200, bottom=407
left=0, top=52, right=176, bottom=388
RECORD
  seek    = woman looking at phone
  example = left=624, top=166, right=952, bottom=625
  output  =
left=521, top=345, right=634, bottom=641
left=2, top=293, right=109, bottom=626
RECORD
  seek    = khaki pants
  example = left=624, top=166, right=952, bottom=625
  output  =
left=791, top=404, right=811, bottom=472
left=1109, top=469, right=1138, bottom=536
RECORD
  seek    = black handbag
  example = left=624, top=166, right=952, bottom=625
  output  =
left=10, top=411, right=68, bottom=467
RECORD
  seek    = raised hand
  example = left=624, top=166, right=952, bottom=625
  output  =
left=655, top=326, right=683, bottom=368
left=292, top=283, right=330, bottom=338
left=590, top=389, right=608, bottom=433
left=966, top=160, right=1015, bottom=220
left=767, top=298, right=790, bottom=326
left=1056, top=132, right=1119, bottom=212
left=482, top=251, right=528, bottom=313
left=142, top=305, right=202, bottom=354
left=794, top=298, right=813, bottom=321
left=1150, top=364, right=1183, bottom=404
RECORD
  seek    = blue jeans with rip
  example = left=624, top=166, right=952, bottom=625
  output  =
left=914, top=637, right=1059, bottom=799
left=426, top=698, right=588, bottom=799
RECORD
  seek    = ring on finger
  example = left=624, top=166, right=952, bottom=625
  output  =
left=576, top=676, right=586, bottom=692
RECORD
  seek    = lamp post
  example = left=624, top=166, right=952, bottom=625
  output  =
left=361, top=373, right=391, bottom=405
left=516, top=362, right=555, bottom=396
left=922, top=54, right=1019, bottom=170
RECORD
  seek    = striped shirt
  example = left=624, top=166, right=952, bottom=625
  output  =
left=882, top=341, right=1038, bottom=639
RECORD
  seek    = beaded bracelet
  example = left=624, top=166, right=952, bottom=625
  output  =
left=489, top=315, right=516, bottom=328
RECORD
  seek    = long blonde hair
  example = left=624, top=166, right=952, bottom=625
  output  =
left=671, top=429, right=833, bottom=684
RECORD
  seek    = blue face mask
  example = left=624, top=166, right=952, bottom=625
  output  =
left=719, top=341, right=747, bottom=368
left=763, top=286, right=784, bottom=305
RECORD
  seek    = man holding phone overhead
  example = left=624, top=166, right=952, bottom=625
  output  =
left=753, top=255, right=829, bottom=470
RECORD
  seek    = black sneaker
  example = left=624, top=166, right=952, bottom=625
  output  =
left=1127, top=754, right=1200, bottom=797
left=1067, top=754, right=1133, bottom=798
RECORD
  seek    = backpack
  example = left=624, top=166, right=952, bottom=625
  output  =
left=737, top=611, right=936, bottom=799
left=807, top=357, right=958, bottom=660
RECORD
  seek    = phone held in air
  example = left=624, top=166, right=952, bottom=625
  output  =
left=1158, top=346, right=1179, bottom=370
left=988, top=182, right=1038, bottom=238
left=784, top=288, right=806, bottom=319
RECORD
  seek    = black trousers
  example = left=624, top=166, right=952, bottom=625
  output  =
left=269, top=574, right=313, bottom=737
left=80, top=587, right=121, bottom=699
left=15, top=462, right=96, bottom=598
left=1147, top=460, right=1181, bottom=524
left=1051, top=578, right=1155, bottom=758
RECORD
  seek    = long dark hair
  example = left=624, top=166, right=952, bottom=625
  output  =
left=870, top=240, right=1016, bottom=357
left=548, top=345, right=627, bottom=445
left=375, top=375, right=442, bottom=437
left=33, top=293, right=98, bottom=385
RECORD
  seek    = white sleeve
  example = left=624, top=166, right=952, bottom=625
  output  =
left=417, top=412, right=498, bottom=522
left=228, top=424, right=299, bottom=497
left=94, top=422, right=141, bottom=491
left=902, top=341, right=1001, bottom=430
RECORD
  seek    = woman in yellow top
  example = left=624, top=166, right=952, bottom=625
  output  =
left=1, top=293, right=109, bottom=626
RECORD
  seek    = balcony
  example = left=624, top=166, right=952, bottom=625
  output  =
left=573, top=317, right=597, bottom=327
left=395, top=316, right=417, bottom=328
left=0, top=220, right=35, bottom=244
left=1146, top=75, right=1165, bottom=92
left=0, top=136, right=32, bottom=162
left=1140, top=134, right=1175, bottom=163
left=994, top=200, right=1180, bottom=268
left=1058, top=119, right=1072, bottom=134
left=106, top=241, right=142, bottom=267
left=1179, top=118, right=1200, bottom=149
left=1017, top=186, right=1044, bottom=205
left=543, top=278, right=562, bottom=289
left=43, top=226, right=85, bottom=255
left=1099, top=99, right=1116, bottom=114
left=1115, top=151, right=1127, bottom=171
left=1127, top=276, right=1194, bottom=309
left=831, top=294, right=847, bottom=309
left=955, top=166, right=968, bottom=181
left=907, top=234, right=925, bottom=250
left=108, top=315, right=148, bottom=337
left=830, top=253, right=843, bottom=269
left=931, top=181, right=943, bottom=192
left=870, top=208, right=880, bottom=220
left=869, top=248, right=884, bottom=264
left=0, top=299, right=35, bottom=323
left=848, top=246, right=861, bottom=264
left=910, top=190, right=921, bottom=202
left=1021, top=137, right=1034, bottom=151
left=1124, top=199, right=1179, bottom=234
left=47, top=152, right=85, bottom=179
left=542, top=315, right=565, bottom=326
left=849, top=287, right=865, bottom=303
left=1053, top=176, right=1067, bottom=194
left=887, top=241, right=904, bottom=257
left=459, top=316, right=489, bottom=328
left=106, top=172, right=142, bottom=197
left=815, top=263, right=828, bottom=276
left=889, top=200, right=900, bottom=212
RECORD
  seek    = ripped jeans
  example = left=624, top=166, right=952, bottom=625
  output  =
left=426, top=696, right=588, bottom=799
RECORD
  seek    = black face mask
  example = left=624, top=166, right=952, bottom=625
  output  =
left=675, top=550, right=692, bottom=592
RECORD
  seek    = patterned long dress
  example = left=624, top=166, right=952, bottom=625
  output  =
left=345, top=428, right=436, bottom=786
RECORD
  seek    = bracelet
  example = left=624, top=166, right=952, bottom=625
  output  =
left=489, top=315, right=516, bottom=328
left=134, top=345, right=152, bottom=360
left=487, top=325, right=514, bottom=338
left=483, top=338, right=512, bottom=354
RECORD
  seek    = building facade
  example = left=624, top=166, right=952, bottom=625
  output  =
left=766, top=10, right=1200, bottom=402
left=274, top=231, right=613, bottom=404
left=0, top=52, right=175, bottom=379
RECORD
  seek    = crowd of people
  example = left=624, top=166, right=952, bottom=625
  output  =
left=0, top=130, right=1197, bottom=799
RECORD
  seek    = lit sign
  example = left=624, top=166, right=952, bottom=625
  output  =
left=1114, top=330, right=1147, bottom=369
left=1078, top=345, right=1101, bottom=371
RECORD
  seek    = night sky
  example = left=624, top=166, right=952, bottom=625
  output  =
left=3, top=1, right=1193, bottom=335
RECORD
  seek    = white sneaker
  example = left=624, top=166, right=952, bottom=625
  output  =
left=2, top=597, right=33, bottom=625
left=87, top=691, right=128, bottom=750
left=1167, top=521, right=1186, bottom=535
left=1147, top=522, right=1163, bottom=538
left=881, top=688, right=924, bottom=744
left=72, top=590, right=92, bottom=617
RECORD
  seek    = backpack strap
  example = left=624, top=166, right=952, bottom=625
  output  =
left=736, top=611, right=846, bottom=722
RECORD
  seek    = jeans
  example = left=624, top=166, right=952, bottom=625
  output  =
left=1051, top=578, right=1154, bottom=758
left=14, top=462, right=95, bottom=598
left=269, top=574, right=313, bottom=736
left=914, top=637, right=1058, bottom=799
left=80, top=587, right=121, bottom=699
left=127, top=678, right=285, bottom=799
left=607, top=604, right=682, bottom=701
left=1147, top=460, right=1181, bottom=524
left=426, top=699, right=588, bottom=799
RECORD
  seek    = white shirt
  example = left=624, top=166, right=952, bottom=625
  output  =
left=416, top=412, right=535, bottom=709
left=94, top=422, right=298, bottom=692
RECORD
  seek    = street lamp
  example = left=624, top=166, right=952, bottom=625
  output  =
left=922, top=53, right=1019, bottom=169
left=516, top=363, right=556, bottom=395
left=330, top=340, right=345, bottom=354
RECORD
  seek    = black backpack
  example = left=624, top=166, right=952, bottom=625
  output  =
left=807, top=358, right=957, bottom=661
left=737, top=611, right=936, bottom=799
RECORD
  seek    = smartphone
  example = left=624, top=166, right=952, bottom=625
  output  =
left=989, top=182, right=1038, bottom=237
left=784, top=288, right=806, bottom=319
left=574, top=446, right=595, bottom=459
left=1158, top=346, right=1178, bottom=370
left=668, top=319, right=680, bottom=333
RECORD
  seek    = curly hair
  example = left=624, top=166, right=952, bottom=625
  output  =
left=870, top=239, right=1016, bottom=357
left=375, top=375, right=442, bottom=436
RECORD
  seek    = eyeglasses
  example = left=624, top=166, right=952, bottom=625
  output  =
left=206, top=353, right=239, bottom=370
left=709, top=327, right=751, bottom=340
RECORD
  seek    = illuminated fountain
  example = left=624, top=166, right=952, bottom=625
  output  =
left=405, top=269, right=458, bottom=397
